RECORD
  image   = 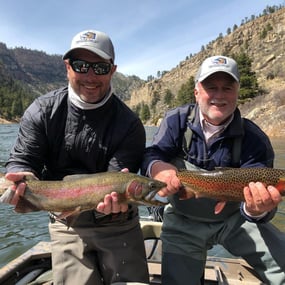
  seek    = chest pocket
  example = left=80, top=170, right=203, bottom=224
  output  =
left=75, top=124, right=98, bottom=153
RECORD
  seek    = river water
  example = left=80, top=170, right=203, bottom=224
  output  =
left=0, top=124, right=284, bottom=267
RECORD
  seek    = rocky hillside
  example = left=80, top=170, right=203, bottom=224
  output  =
left=127, top=7, right=285, bottom=137
left=239, top=89, right=285, bottom=137
left=0, top=6, right=284, bottom=137
left=0, top=43, right=144, bottom=101
left=0, top=43, right=66, bottom=95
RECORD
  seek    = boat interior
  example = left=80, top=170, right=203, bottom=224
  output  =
left=0, top=221, right=264, bottom=285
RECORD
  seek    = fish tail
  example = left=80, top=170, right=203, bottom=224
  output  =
left=0, top=185, right=41, bottom=213
left=276, top=178, right=285, bottom=196
left=0, top=175, right=13, bottom=195
left=0, top=187, right=16, bottom=204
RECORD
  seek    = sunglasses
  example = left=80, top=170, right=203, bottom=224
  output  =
left=69, top=59, right=112, bottom=75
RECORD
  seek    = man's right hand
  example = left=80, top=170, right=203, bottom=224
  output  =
left=150, top=161, right=181, bottom=197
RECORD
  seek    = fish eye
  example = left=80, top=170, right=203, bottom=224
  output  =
left=149, top=181, right=157, bottom=190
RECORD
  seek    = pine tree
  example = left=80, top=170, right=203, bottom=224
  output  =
left=175, top=76, right=196, bottom=106
left=232, top=52, right=259, bottom=100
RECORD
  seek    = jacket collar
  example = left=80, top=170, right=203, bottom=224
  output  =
left=68, top=83, right=113, bottom=110
left=191, top=105, right=244, bottom=139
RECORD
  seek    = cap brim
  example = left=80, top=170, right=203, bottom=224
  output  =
left=62, top=47, right=112, bottom=61
left=198, top=70, right=239, bottom=83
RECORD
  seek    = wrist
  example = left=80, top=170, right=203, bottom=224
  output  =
left=243, top=203, right=268, bottom=220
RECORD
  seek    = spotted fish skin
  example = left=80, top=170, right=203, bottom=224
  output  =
left=177, top=167, right=285, bottom=201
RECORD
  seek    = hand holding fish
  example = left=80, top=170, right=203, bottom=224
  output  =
left=150, top=161, right=181, bottom=197
left=244, top=182, right=282, bottom=216
left=96, top=168, right=130, bottom=214
left=96, top=191, right=129, bottom=214
left=214, top=182, right=283, bottom=215
left=4, top=172, right=37, bottom=205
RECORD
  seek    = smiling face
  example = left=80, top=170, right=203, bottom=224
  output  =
left=194, top=72, right=239, bottom=125
left=64, top=49, right=117, bottom=103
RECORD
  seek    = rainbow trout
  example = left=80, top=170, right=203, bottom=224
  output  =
left=0, top=172, right=167, bottom=218
left=177, top=167, right=285, bottom=201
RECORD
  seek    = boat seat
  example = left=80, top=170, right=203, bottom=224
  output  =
left=140, top=221, right=162, bottom=239
left=112, top=283, right=149, bottom=285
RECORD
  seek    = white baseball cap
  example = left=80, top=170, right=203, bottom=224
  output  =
left=63, top=30, right=115, bottom=62
left=195, top=56, right=239, bottom=83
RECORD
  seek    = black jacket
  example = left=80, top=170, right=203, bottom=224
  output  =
left=6, top=87, right=146, bottom=180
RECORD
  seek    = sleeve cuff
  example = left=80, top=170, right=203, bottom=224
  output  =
left=242, top=203, right=268, bottom=219
left=146, top=160, right=162, bottom=178
left=240, top=202, right=270, bottom=223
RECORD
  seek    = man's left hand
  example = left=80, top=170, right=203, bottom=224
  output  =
left=243, top=182, right=282, bottom=216
left=214, top=182, right=282, bottom=215
left=96, top=192, right=129, bottom=214
left=96, top=168, right=129, bottom=214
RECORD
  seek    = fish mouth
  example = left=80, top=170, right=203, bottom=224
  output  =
left=144, top=190, right=168, bottom=205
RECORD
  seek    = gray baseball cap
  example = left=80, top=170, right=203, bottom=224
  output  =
left=195, top=56, right=239, bottom=83
left=63, top=30, right=115, bottom=62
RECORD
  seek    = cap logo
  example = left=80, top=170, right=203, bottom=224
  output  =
left=212, top=57, right=227, bottom=65
left=79, top=31, right=97, bottom=43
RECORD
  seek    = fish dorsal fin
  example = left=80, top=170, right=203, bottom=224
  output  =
left=214, top=167, right=232, bottom=170
left=58, top=207, right=82, bottom=228
left=63, top=174, right=93, bottom=181
left=24, top=174, right=38, bottom=182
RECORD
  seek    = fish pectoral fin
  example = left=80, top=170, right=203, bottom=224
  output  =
left=57, top=207, right=82, bottom=219
left=15, top=197, right=41, bottom=213
left=178, top=185, right=210, bottom=200
left=178, top=185, right=195, bottom=200
left=214, top=201, right=227, bottom=214
left=58, top=207, right=82, bottom=228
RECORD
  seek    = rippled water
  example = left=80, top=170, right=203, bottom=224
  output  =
left=0, top=124, right=284, bottom=267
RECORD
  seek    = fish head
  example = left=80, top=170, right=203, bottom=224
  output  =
left=126, top=177, right=167, bottom=206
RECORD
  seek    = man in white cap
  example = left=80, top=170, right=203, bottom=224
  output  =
left=142, top=55, right=285, bottom=284
left=5, top=30, right=149, bottom=284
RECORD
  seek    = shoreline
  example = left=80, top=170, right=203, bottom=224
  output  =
left=0, top=119, right=18, bottom=124
left=1, top=119, right=285, bottom=139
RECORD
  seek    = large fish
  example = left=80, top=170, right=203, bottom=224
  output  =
left=177, top=167, right=285, bottom=201
left=0, top=172, right=167, bottom=221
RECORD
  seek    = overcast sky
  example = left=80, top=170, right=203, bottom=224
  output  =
left=0, top=0, right=284, bottom=79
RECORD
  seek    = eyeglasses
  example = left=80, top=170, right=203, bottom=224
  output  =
left=69, top=59, right=112, bottom=75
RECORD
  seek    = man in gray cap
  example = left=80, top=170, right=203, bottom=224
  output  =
left=142, top=55, right=285, bottom=284
left=5, top=30, right=149, bottom=284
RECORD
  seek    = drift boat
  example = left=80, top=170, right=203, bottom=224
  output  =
left=0, top=221, right=264, bottom=285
